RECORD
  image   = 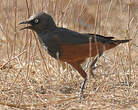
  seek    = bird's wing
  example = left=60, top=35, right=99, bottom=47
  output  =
left=42, top=28, right=115, bottom=59
left=50, top=28, right=115, bottom=45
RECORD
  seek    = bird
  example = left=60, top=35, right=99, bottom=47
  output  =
left=19, top=11, right=131, bottom=98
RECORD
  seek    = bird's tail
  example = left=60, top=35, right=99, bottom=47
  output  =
left=114, top=39, right=131, bottom=43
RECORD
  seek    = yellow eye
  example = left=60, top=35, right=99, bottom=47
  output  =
left=34, top=18, right=39, bottom=24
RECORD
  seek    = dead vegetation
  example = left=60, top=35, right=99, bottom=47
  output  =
left=0, top=0, right=138, bottom=109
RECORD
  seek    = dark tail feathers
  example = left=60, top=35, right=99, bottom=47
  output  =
left=114, top=39, right=131, bottom=43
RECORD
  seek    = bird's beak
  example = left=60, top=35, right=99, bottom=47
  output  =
left=19, top=20, right=32, bottom=30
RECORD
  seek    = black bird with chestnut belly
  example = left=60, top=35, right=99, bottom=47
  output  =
left=20, top=11, right=131, bottom=98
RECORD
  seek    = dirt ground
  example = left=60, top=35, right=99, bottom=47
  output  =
left=0, top=0, right=138, bottom=109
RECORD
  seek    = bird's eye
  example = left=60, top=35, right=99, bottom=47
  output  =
left=34, top=18, right=39, bottom=24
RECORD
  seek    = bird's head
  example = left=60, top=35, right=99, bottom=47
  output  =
left=19, top=11, right=56, bottom=33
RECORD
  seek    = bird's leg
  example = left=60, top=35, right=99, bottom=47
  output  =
left=79, top=78, right=87, bottom=98
left=70, top=62, right=87, bottom=99
left=90, top=52, right=103, bottom=77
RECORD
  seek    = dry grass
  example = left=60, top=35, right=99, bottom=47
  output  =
left=0, top=0, right=138, bottom=109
